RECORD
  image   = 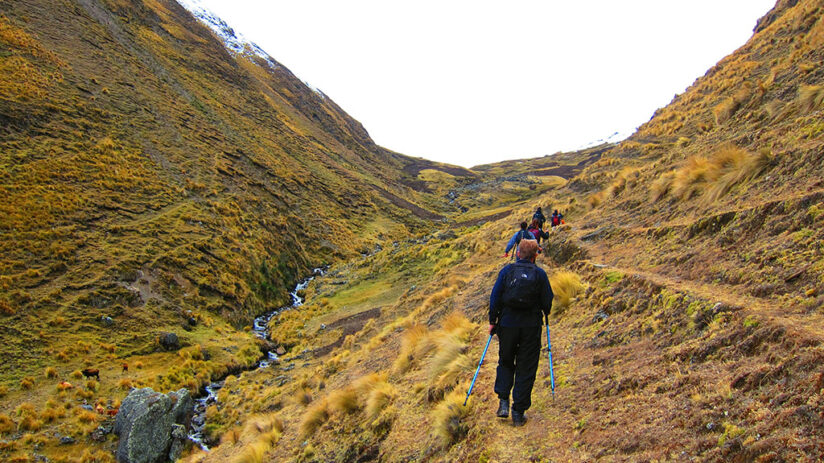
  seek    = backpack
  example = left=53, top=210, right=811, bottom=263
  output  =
left=500, top=262, right=541, bottom=310
left=551, top=215, right=561, bottom=226
left=514, top=229, right=531, bottom=244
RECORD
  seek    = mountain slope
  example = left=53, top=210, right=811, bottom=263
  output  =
left=0, top=0, right=474, bottom=458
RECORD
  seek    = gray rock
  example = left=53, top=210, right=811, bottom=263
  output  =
left=80, top=404, right=94, bottom=411
left=168, top=424, right=187, bottom=461
left=168, top=388, right=193, bottom=426
left=158, top=332, right=180, bottom=351
left=101, top=316, right=114, bottom=327
left=115, top=387, right=193, bottom=463
left=59, top=436, right=75, bottom=445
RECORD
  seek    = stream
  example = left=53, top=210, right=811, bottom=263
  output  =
left=188, top=267, right=326, bottom=451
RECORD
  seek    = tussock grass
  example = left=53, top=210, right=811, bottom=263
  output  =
left=392, top=324, right=430, bottom=374
left=220, top=427, right=241, bottom=445
left=422, top=313, right=474, bottom=401
left=550, top=271, right=585, bottom=314
left=299, top=400, right=329, bottom=438
left=232, top=441, right=270, bottom=463
left=327, top=388, right=359, bottom=414
left=365, top=381, right=397, bottom=422
left=650, top=171, right=677, bottom=202
left=20, top=377, right=34, bottom=389
left=0, top=414, right=15, bottom=434
left=431, top=389, right=470, bottom=445
left=294, top=387, right=313, bottom=406
left=799, top=85, right=824, bottom=112
left=657, top=146, right=771, bottom=203
left=44, top=366, right=58, bottom=379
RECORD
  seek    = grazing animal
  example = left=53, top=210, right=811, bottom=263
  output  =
left=122, top=363, right=128, bottom=372
left=81, top=368, right=100, bottom=381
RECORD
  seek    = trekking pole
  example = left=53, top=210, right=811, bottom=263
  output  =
left=463, top=334, right=493, bottom=406
left=545, top=314, right=556, bottom=399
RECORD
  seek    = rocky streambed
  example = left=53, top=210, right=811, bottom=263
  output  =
left=187, top=268, right=326, bottom=451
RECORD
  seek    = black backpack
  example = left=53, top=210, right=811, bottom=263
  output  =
left=501, top=262, right=541, bottom=311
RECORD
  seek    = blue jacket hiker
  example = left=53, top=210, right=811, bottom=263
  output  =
left=488, top=239, right=553, bottom=426
left=504, top=222, right=535, bottom=257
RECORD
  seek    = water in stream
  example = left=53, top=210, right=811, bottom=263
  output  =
left=188, top=267, right=326, bottom=451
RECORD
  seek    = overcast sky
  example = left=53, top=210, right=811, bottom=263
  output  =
left=182, top=1, right=777, bottom=167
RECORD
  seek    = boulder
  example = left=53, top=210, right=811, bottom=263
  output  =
left=115, top=387, right=193, bottom=463
left=157, top=332, right=180, bottom=351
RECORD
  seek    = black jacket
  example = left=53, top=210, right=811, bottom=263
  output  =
left=489, top=259, right=553, bottom=327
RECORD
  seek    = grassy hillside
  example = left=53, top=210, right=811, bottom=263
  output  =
left=179, top=1, right=823, bottom=462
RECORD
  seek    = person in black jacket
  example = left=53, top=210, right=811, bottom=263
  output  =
left=488, top=239, right=553, bottom=426
left=532, top=207, right=546, bottom=228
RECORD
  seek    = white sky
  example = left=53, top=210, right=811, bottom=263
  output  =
left=184, top=1, right=777, bottom=167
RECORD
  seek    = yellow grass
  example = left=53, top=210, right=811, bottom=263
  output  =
left=299, top=400, right=329, bottom=438
left=392, top=324, right=430, bottom=374
left=550, top=271, right=585, bottom=314
left=431, top=388, right=470, bottom=445
left=663, top=146, right=770, bottom=202
left=798, top=85, right=824, bottom=112
left=365, top=381, right=397, bottom=422
left=232, top=441, right=269, bottom=463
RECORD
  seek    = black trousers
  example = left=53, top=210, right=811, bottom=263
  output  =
left=494, top=325, right=542, bottom=412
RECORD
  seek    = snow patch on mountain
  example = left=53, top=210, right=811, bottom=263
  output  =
left=176, top=0, right=325, bottom=98
left=574, top=130, right=632, bottom=150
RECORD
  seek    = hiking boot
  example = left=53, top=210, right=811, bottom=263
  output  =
left=512, top=410, right=527, bottom=427
left=496, top=399, right=509, bottom=418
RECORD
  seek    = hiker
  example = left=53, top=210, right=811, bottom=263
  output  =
left=532, top=207, right=546, bottom=228
left=550, top=210, right=564, bottom=228
left=488, top=239, right=553, bottom=426
left=527, top=219, right=549, bottom=248
left=504, top=222, right=535, bottom=258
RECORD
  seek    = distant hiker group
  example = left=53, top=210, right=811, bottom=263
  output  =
left=503, top=207, right=564, bottom=259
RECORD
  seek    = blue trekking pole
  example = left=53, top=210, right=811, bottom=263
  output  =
left=545, top=314, right=556, bottom=399
left=464, top=334, right=494, bottom=406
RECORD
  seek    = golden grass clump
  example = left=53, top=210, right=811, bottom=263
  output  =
left=134, top=361, right=144, bottom=369
left=20, top=377, right=34, bottom=389
left=118, top=378, right=133, bottom=390
left=662, top=146, right=771, bottom=203
left=0, top=385, right=7, bottom=397
left=327, top=387, right=360, bottom=415
left=18, top=414, right=43, bottom=432
left=244, top=414, right=283, bottom=436
left=232, top=441, right=269, bottom=463
left=650, top=171, right=677, bottom=202
left=550, top=271, right=585, bottom=314
left=392, top=324, right=430, bottom=374
left=44, top=366, right=58, bottom=379
left=71, top=370, right=83, bottom=379
left=220, top=427, right=242, bottom=445
left=798, top=85, right=824, bottom=112
left=299, top=399, right=330, bottom=438
left=365, top=381, right=397, bottom=422
left=422, top=313, right=474, bottom=401
left=294, top=387, right=313, bottom=406
left=0, top=300, right=14, bottom=315
left=431, top=389, right=470, bottom=445
left=0, top=414, right=15, bottom=434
